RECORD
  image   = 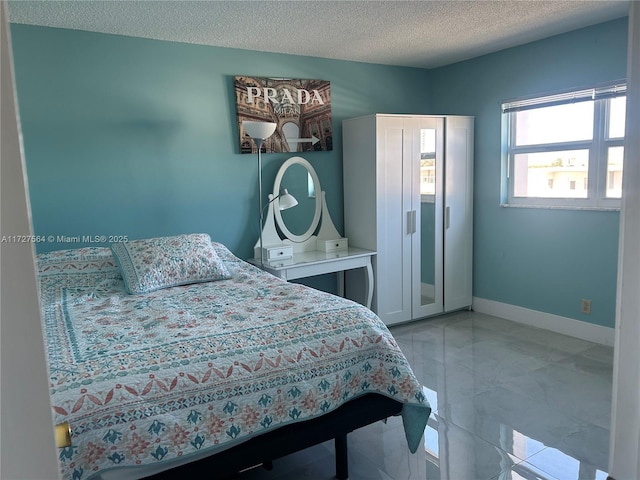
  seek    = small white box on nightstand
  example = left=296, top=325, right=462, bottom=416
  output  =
left=263, top=245, right=293, bottom=261
left=318, top=238, right=348, bottom=252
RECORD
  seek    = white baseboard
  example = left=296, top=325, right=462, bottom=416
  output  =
left=472, top=297, right=615, bottom=347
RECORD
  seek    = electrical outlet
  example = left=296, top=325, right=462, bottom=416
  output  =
left=581, top=299, right=592, bottom=314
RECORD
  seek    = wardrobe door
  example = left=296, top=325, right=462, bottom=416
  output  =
left=411, top=117, right=445, bottom=319
left=376, top=116, right=412, bottom=325
left=444, top=116, right=474, bottom=311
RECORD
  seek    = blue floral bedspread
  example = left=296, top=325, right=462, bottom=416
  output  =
left=37, top=243, right=430, bottom=480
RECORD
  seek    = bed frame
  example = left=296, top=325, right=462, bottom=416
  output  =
left=145, top=394, right=403, bottom=480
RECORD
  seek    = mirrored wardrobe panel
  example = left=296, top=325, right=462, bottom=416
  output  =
left=416, top=122, right=443, bottom=317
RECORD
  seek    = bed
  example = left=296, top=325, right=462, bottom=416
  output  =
left=37, top=234, right=431, bottom=480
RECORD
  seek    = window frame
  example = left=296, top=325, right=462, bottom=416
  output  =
left=501, top=82, right=626, bottom=210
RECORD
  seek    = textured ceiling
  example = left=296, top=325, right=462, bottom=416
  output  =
left=7, top=0, right=631, bottom=69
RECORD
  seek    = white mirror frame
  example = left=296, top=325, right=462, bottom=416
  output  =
left=273, top=156, right=322, bottom=243
left=254, top=155, right=342, bottom=258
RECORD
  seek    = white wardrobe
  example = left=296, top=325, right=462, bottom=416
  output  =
left=342, top=114, right=474, bottom=326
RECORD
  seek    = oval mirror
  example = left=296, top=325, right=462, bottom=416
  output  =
left=273, top=157, right=321, bottom=243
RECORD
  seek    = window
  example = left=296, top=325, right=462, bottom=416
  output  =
left=502, top=82, right=627, bottom=209
left=420, top=128, right=436, bottom=200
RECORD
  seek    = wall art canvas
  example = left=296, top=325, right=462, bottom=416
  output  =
left=235, top=76, right=332, bottom=153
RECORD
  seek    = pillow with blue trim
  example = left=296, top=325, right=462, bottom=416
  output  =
left=111, top=233, right=231, bottom=294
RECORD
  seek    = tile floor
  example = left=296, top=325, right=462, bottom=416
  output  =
left=241, top=311, right=614, bottom=480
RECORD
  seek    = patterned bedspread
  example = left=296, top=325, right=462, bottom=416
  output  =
left=37, top=243, right=430, bottom=480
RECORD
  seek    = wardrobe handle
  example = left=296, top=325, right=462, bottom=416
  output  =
left=445, top=206, right=451, bottom=229
left=406, top=210, right=417, bottom=234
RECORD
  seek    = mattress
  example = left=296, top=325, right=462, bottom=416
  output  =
left=37, top=242, right=430, bottom=480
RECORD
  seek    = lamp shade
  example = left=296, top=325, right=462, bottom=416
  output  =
left=277, top=188, right=298, bottom=210
left=243, top=121, right=277, bottom=141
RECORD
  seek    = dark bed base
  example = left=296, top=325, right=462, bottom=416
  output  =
left=145, top=394, right=403, bottom=480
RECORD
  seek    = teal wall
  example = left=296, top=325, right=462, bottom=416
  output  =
left=9, top=18, right=628, bottom=328
left=428, top=18, right=628, bottom=328
left=9, top=24, right=431, bottom=263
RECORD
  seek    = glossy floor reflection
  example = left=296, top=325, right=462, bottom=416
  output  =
left=240, top=311, right=613, bottom=480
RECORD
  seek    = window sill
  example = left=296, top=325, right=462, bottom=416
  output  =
left=500, top=203, right=620, bottom=212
